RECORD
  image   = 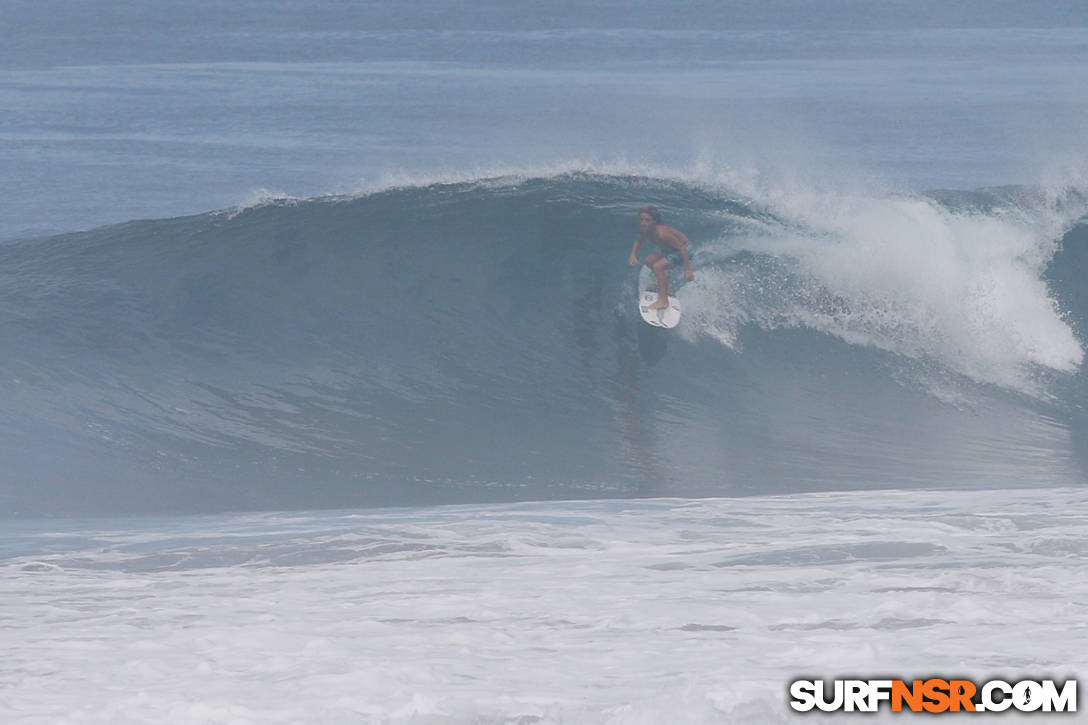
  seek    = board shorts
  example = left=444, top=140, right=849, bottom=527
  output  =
left=654, top=249, right=683, bottom=266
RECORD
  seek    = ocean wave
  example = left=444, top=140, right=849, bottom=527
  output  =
left=1, top=172, right=1085, bottom=515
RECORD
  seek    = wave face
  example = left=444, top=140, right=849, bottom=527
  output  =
left=3, top=173, right=1087, bottom=516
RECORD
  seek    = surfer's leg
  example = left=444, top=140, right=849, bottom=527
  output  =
left=648, top=257, right=671, bottom=310
left=643, top=253, right=663, bottom=276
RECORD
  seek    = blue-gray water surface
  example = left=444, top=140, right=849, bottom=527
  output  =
left=3, top=0, right=1088, bottom=516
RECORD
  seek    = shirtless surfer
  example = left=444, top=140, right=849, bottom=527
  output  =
left=628, top=205, right=694, bottom=309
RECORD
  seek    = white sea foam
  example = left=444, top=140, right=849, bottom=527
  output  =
left=683, top=175, right=1087, bottom=394
left=2, top=487, right=1085, bottom=724
left=222, top=188, right=299, bottom=218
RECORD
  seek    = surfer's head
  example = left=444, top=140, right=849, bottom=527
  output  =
left=639, top=205, right=662, bottom=223
left=639, top=205, right=661, bottom=234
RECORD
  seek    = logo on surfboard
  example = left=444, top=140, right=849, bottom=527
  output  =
left=638, top=266, right=682, bottom=328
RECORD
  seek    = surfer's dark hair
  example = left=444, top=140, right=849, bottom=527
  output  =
left=639, top=205, right=661, bottom=223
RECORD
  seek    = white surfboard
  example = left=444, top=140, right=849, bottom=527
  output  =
left=638, top=266, right=682, bottom=328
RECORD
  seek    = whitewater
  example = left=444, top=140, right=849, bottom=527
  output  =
left=2, top=489, right=1085, bottom=724
left=4, top=1, right=1088, bottom=723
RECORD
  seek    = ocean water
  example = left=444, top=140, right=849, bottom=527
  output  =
left=4, top=489, right=1086, bottom=724
left=4, top=1, right=1088, bottom=722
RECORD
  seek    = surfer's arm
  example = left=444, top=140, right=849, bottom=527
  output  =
left=663, top=228, right=695, bottom=280
left=678, top=242, right=694, bottom=281
left=628, top=237, right=644, bottom=266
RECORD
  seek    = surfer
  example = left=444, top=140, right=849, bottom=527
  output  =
left=628, top=205, right=694, bottom=309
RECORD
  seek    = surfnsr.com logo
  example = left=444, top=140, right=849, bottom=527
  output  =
left=789, top=678, right=1077, bottom=714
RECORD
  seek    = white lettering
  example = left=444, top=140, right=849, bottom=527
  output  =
left=982, top=680, right=1013, bottom=712
left=789, top=681, right=816, bottom=712
left=867, top=680, right=893, bottom=711
left=1041, top=680, right=1077, bottom=712
left=844, top=680, right=869, bottom=712
left=816, top=680, right=844, bottom=712
left=1014, top=681, right=1043, bottom=712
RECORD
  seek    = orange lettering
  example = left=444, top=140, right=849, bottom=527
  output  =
left=892, top=680, right=924, bottom=712
left=949, top=680, right=977, bottom=712
left=922, top=679, right=951, bottom=713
